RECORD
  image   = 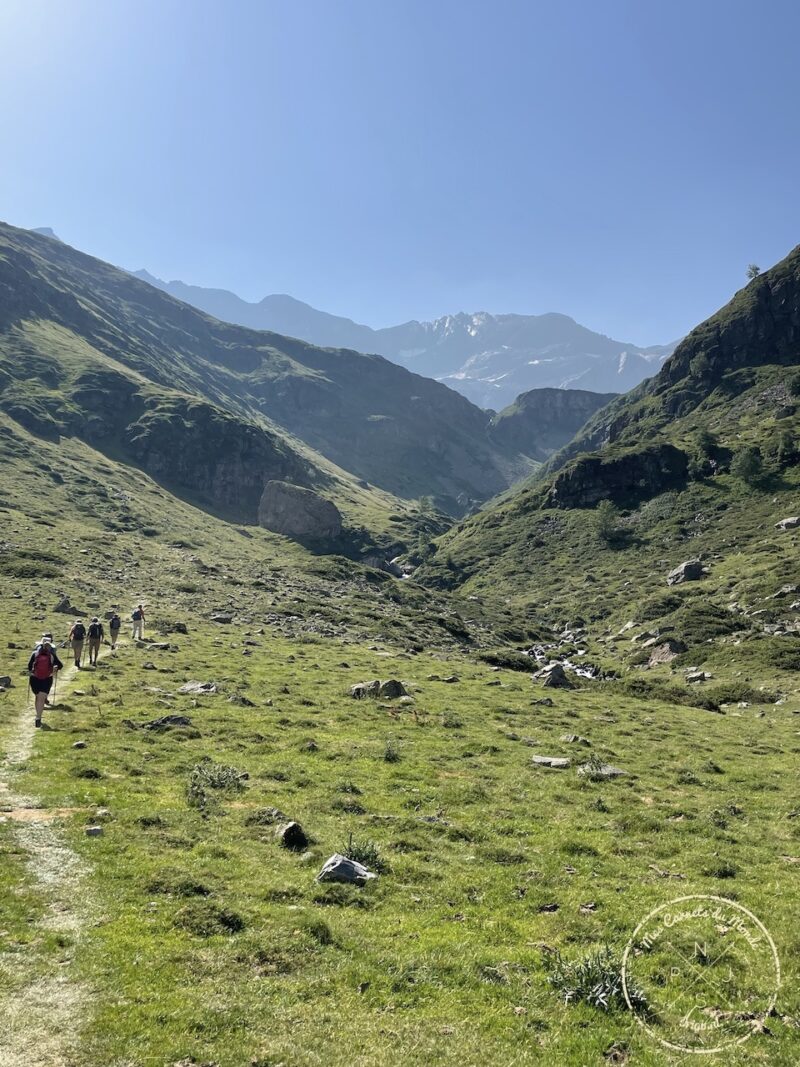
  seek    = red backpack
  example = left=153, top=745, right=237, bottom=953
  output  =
left=32, top=650, right=53, bottom=680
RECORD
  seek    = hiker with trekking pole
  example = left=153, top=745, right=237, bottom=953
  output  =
left=132, top=604, right=145, bottom=641
left=28, top=635, right=63, bottom=728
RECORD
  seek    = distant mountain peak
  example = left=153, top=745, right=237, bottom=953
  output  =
left=127, top=267, right=677, bottom=406
left=31, top=226, right=62, bottom=241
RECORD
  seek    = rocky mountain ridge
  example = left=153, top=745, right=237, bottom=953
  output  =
left=129, top=267, right=676, bottom=407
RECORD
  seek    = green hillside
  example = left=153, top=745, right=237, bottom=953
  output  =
left=0, top=222, right=543, bottom=516
left=1, top=232, right=799, bottom=1065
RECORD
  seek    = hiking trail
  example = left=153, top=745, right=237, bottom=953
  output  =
left=0, top=653, right=106, bottom=1066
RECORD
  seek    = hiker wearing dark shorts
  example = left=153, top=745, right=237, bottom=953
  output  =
left=69, top=619, right=86, bottom=668
left=109, top=613, right=121, bottom=649
left=87, top=617, right=104, bottom=666
left=28, top=637, right=63, bottom=727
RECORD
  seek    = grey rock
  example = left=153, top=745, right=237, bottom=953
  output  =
left=0, top=675, right=12, bottom=689
left=531, top=755, right=571, bottom=768
left=561, top=734, right=591, bottom=746
left=775, top=516, right=800, bottom=530
left=258, top=481, right=342, bottom=542
left=666, top=559, right=704, bottom=585
left=378, top=679, right=408, bottom=698
left=179, top=681, right=218, bottom=694
left=54, top=596, right=80, bottom=615
left=350, top=680, right=381, bottom=699
left=72, top=740, right=87, bottom=749
left=578, top=762, right=627, bottom=779
left=317, top=853, right=377, bottom=886
left=534, top=663, right=573, bottom=688
left=85, top=826, right=104, bottom=837
left=647, top=638, right=688, bottom=666
left=228, top=693, right=255, bottom=707
left=685, top=669, right=712, bottom=683
left=210, top=614, right=233, bottom=624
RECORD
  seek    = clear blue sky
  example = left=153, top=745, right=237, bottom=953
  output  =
left=1, top=0, right=798, bottom=344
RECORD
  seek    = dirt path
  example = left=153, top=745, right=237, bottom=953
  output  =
left=0, top=656, right=102, bottom=1067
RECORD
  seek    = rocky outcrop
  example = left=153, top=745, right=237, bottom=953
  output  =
left=544, top=443, right=688, bottom=509
left=125, top=395, right=307, bottom=522
left=666, top=560, right=704, bottom=586
left=258, top=481, right=342, bottom=543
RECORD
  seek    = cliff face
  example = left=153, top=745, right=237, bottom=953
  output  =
left=125, top=397, right=309, bottom=521
left=543, top=443, right=688, bottom=508
left=543, top=244, right=800, bottom=474
left=488, top=388, right=617, bottom=460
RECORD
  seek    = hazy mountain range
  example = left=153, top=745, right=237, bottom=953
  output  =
left=129, top=269, right=677, bottom=408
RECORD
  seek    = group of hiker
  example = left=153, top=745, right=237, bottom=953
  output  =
left=27, top=604, right=146, bottom=728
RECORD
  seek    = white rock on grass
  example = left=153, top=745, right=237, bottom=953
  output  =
left=317, top=853, right=377, bottom=886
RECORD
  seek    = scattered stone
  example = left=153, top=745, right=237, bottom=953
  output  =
left=443, top=675, right=460, bottom=684
left=578, top=762, right=627, bottom=780
left=142, top=662, right=158, bottom=670
left=0, top=675, right=12, bottom=689
left=531, top=755, right=571, bottom=769
left=531, top=697, right=555, bottom=707
left=85, top=826, right=104, bottom=837
left=54, top=596, right=81, bottom=615
left=775, top=516, right=800, bottom=531
left=276, top=821, right=308, bottom=850
left=561, top=734, right=591, bottom=746
left=534, top=663, right=573, bottom=689
left=178, top=681, right=218, bottom=695
left=227, top=693, right=255, bottom=707
left=647, top=638, right=688, bottom=666
left=300, top=739, right=319, bottom=753
left=685, top=669, right=712, bottom=683
left=666, top=559, right=705, bottom=585
left=72, top=741, right=87, bottom=749
left=772, top=584, right=799, bottom=599
left=144, top=715, right=194, bottom=731
left=209, top=614, right=233, bottom=624
left=350, top=680, right=381, bottom=699
left=379, top=679, right=408, bottom=698
left=317, top=853, right=377, bottom=886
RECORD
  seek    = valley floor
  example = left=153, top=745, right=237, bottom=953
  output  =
left=1, top=614, right=799, bottom=1066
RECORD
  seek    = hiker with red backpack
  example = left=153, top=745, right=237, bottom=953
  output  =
left=28, top=636, right=63, bottom=728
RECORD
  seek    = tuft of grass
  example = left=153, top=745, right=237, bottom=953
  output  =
left=545, top=946, right=648, bottom=1013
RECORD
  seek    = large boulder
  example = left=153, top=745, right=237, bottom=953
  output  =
left=775, top=516, right=800, bottom=531
left=258, top=481, right=342, bottom=542
left=647, top=638, right=688, bottom=666
left=534, top=662, right=573, bottom=688
left=666, top=559, right=704, bottom=586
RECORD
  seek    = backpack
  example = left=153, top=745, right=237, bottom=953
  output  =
left=132, top=609, right=142, bottom=621
left=109, top=616, right=121, bottom=630
left=32, top=650, right=53, bottom=680
left=72, top=623, right=86, bottom=640
left=88, top=623, right=102, bottom=639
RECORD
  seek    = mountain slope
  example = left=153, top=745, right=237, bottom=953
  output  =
left=1, top=222, right=540, bottom=516
left=131, top=267, right=675, bottom=407
left=418, top=243, right=800, bottom=654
